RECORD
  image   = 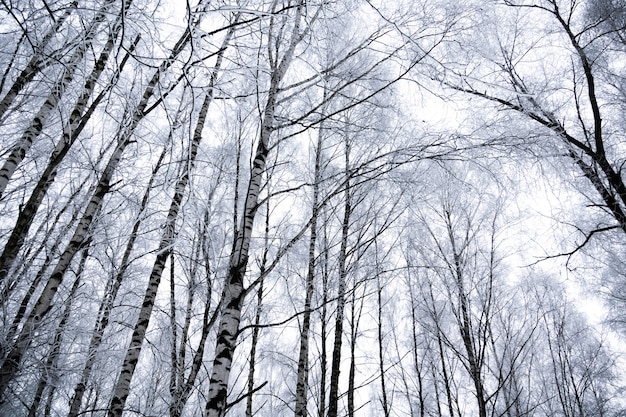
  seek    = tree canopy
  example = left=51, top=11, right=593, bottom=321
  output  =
left=0, top=1, right=625, bottom=416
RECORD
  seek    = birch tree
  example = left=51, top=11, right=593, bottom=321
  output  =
left=203, top=3, right=309, bottom=415
left=0, top=1, right=624, bottom=416
left=0, top=0, right=78, bottom=122
left=0, top=22, right=139, bottom=289
left=105, top=18, right=236, bottom=417
left=0, top=0, right=207, bottom=400
left=0, top=0, right=121, bottom=198
left=437, top=0, right=626, bottom=251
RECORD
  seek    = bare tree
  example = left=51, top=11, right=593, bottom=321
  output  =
left=203, top=3, right=309, bottom=415
left=0, top=0, right=204, bottom=399
left=0, top=0, right=122, bottom=198
left=438, top=0, right=626, bottom=249
left=106, top=19, right=236, bottom=417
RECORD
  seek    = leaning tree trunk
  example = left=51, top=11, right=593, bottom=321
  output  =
left=105, top=25, right=234, bottom=416
left=0, top=0, right=78, bottom=122
left=66, top=145, right=167, bottom=417
left=0, top=24, right=138, bottom=288
left=0, top=16, right=193, bottom=398
left=0, top=0, right=121, bottom=198
left=0, top=176, right=89, bottom=334
left=203, top=4, right=304, bottom=416
left=0, top=122, right=128, bottom=399
left=28, top=250, right=86, bottom=417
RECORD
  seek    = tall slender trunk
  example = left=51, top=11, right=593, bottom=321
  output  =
left=409, top=283, right=425, bottom=417
left=327, top=138, right=351, bottom=417
left=446, top=217, right=487, bottom=417
left=318, top=217, right=330, bottom=417
left=0, top=1, right=78, bottom=122
left=27, top=250, right=86, bottom=417
left=376, top=273, right=390, bottom=417
left=169, top=189, right=223, bottom=417
left=347, top=283, right=363, bottom=417
left=106, top=25, right=233, bottom=414
left=245, top=198, right=270, bottom=417
left=66, top=146, right=167, bottom=417
left=0, top=0, right=121, bottom=198
left=0, top=14, right=193, bottom=397
left=203, top=5, right=304, bottom=416
left=427, top=281, right=456, bottom=417
left=169, top=252, right=182, bottom=415
left=0, top=25, right=139, bottom=287
left=294, top=112, right=326, bottom=417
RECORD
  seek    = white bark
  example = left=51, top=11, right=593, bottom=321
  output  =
left=0, top=10, right=192, bottom=397
left=0, top=0, right=119, bottom=198
left=204, top=4, right=305, bottom=416
left=106, top=24, right=234, bottom=417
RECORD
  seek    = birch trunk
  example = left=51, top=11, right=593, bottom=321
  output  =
left=294, top=117, right=325, bottom=417
left=327, top=139, right=351, bottom=417
left=66, top=146, right=167, bottom=417
left=27, top=251, right=85, bottom=417
left=429, top=282, right=456, bottom=417
left=318, top=219, right=330, bottom=417
left=169, top=197, right=223, bottom=417
left=0, top=1, right=78, bottom=122
left=245, top=200, right=270, bottom=417
left=106, top=25, right=234, bottom=416
left=408, top=279, right=425, bottom=417
left=203, top=4, right=304, bottom=416
left=376, top=273, right=390, bottom=417
left=0, top=22, right=138, bottom=288
left=446, top=218, right=488, bottom=417
left=0, top=0, right=120, bottom=198
left=169, top=253, right=182, bottom=414
left=0, top=13, right=193, bottom=397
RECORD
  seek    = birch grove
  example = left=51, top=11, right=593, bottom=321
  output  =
left=1, top=1, right=626, bottom=417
